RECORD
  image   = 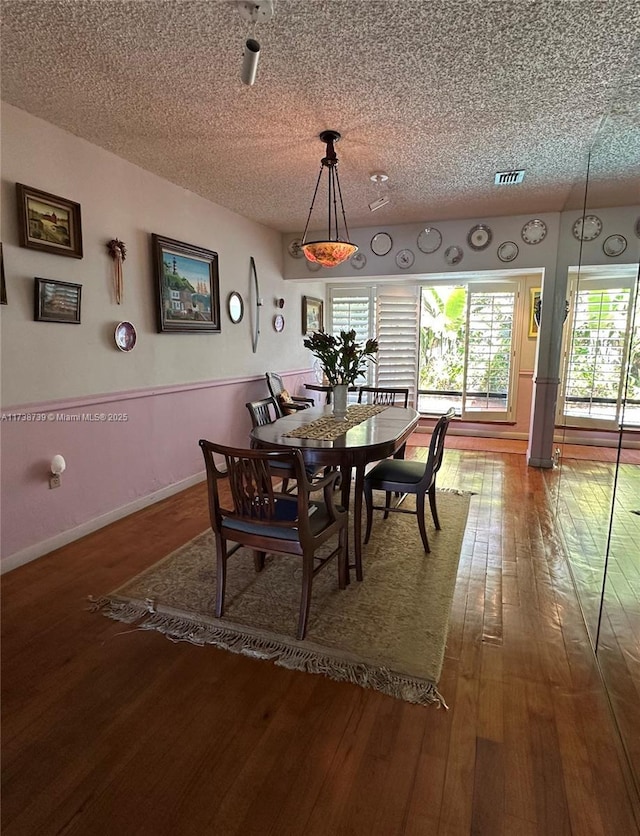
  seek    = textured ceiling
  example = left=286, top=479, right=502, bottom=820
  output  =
left=2, top=0, right=639, bottom=234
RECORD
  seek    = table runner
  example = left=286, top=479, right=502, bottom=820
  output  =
left=283, top=404, right=387, bottom=441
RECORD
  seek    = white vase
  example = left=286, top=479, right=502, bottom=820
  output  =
left=332, top=384, right=349, bottom=419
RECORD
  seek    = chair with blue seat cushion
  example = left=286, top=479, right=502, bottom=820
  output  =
left=199, top=440, right=348, bottom=640
left=246, top=397, right=320, bottom=492
left=363, top=408, right=455, bottom=553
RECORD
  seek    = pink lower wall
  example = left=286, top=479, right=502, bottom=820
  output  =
left=0, top=370, right=311, bottom=569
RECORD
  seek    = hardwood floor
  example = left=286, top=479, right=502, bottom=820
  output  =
left=2, top=447, right=640, bottom=835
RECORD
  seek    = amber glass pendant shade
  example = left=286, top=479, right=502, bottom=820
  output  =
left=302, top=240, right=358, bottom=268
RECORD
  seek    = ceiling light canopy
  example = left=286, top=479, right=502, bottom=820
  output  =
left=301, top=130, right=358, bottom=269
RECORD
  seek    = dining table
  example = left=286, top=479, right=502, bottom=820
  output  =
left=250, top=403, right=420, bottom=582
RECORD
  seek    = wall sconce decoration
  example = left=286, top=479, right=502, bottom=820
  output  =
left=300, top=130, right=358, bottom=268
left=50, top=454, right=66, bottom=489
left=106, top=238, right=126, bottom=304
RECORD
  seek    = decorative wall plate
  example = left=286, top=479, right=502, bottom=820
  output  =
left=521, top=219, right=547, bottom=245
left=497, top=241, right=519, bottom=262
left=635, top=217, right=640, bottom=239
left=306, top=259, right=321, bottom=272
left=602, top=234, right=627, bottom=257
left=444, top=245, right=464, bottom=265
left=114, top=321, right=137, bottom=352
left=273, top=314, right=285, bottom=332
left=396, top=248, right=415, bottom=269
left=351, top=251, right=367, bottom=270
left=467, top=223, right=492, bottom=251
left=572, top=214, right=602, bottom=241
left=287, top=238, right=303, bottom=258
left=417, top=226, right=442, bottom=254
left=371, top=232, right=393, bottom=256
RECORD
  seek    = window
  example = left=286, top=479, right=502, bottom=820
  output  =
left=557, top=272, right=639, bottom=429
left=418, top=281, right=520, bottom=420
left=329, top=276, right=524, bottom=422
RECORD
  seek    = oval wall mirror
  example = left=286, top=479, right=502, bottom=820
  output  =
left=227, top=291, right=244, bottom=324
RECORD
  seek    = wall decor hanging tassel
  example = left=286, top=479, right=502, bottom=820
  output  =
left=106, top=238, right=126, bottom=304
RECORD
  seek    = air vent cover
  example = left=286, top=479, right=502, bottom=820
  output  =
left=495, top=169, right=525, bottom=185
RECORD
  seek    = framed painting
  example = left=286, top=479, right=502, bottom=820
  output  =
left=529, top=287, right=541, bottom=338
left=302, top=295, right=323, bottom=335
left=0, top=244, right=6, bottom=305
left=34, top=277, right=82, bottom=324
left=152, top=234, right=221, bottom=333
left=16, top=184, right=83, bottom=258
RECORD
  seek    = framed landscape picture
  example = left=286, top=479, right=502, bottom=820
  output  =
left=152, top=234, right=221, bottom=333
left=34, top=278, right=82, bottom=323
left=16, top=184, right=83, bottom=258
left=529, top=287, right=541, bottom=338
left=302, top=295, right=323, bottom=335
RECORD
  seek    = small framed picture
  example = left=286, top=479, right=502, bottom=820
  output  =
left=0, top=244, right=6, bottom=305
left=529, top=287, right=541, bottom=338
left=34, top=278, right=82, bottom=324
left=16, top=184, right=83, bottom=258
left=302, top=295, right=323, bottom=335
left=152, top=234, right=221, bottom=333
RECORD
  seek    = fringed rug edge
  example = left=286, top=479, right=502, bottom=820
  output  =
left=89, top=594, right=448, bottom=709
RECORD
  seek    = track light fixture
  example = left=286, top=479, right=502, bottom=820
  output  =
left=369, top=172, right=390, bottom=212
left=237, top=0, right=273, bottom=86
left=241, top=38, right=260, bottom=85
left=300, top=130, right=358, bottom=269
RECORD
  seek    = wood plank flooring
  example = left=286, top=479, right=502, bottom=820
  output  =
left=2, top=446, right=639, bottom=835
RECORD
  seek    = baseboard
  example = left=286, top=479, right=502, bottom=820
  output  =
left=1, top=471, right=207, bottom=575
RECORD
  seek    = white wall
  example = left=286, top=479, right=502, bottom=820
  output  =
left=1, top=103, right=323, bottom=407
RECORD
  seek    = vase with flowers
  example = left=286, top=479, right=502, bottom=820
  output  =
left=303, top=329, right=379, bottom=418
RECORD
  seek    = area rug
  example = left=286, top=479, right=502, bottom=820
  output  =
left=91, top=490, right=471, bottom=708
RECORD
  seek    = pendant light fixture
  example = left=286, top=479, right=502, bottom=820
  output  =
left=301, top=130, right=358, bottom=269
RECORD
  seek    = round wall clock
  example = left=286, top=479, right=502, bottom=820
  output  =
left=497, top=241, right=519, bottom=263
left=602, top=234, right=627, bottom=257
left=287, top=238, right=303, bottom=258
left=351, top=251, right=367, bottom=270
left=444, top=245, right=464, bottom=265
left=521, top=219, right=547, bottom=245
left=417, top=226, right=442, bottom=254
left=273, top=314, right=285, bottom=332
left=572, top=215, right=602, bottom=241
left=467, top=223, right=492, bottom=251
left=396, top=248, right=415, bottom=269
left=371, top=232, right=393, bottom=256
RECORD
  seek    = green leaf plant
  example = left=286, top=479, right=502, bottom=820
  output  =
left=303, top=330, right=379, bottom=386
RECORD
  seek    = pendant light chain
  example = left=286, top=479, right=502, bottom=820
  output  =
left=300, top=129, right=358, bottom=268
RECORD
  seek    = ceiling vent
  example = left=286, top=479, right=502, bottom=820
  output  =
left=494, top=169, right=525, bottom=186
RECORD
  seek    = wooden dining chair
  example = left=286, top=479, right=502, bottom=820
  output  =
left=265, top=372, right=314, bottom=417
left=246, top=397, right=322, bottom=493
left=363, top=407, right=455, bottom=553
left=358, top=386, right=410, bottom=408
left=199, top=440, right=348, bottom=640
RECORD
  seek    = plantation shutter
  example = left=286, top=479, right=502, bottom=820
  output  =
left=462, top=282, right=519, bottom=421
left=557, top=275, right=636, bottom=429
left=328, top=287, right=375, bottom=385
left=375, top=287, right=420, bottom=407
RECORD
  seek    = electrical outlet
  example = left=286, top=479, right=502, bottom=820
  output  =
left=49, top=474, right=61, bottom=489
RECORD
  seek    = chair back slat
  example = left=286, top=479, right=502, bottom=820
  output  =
left=422, top=407, right=455, bottom=487
left=199, top=440, right=303, bottom=532
left=246, top=396, right=279, bottom=428
left=358, top=386, right=409, bottom=408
